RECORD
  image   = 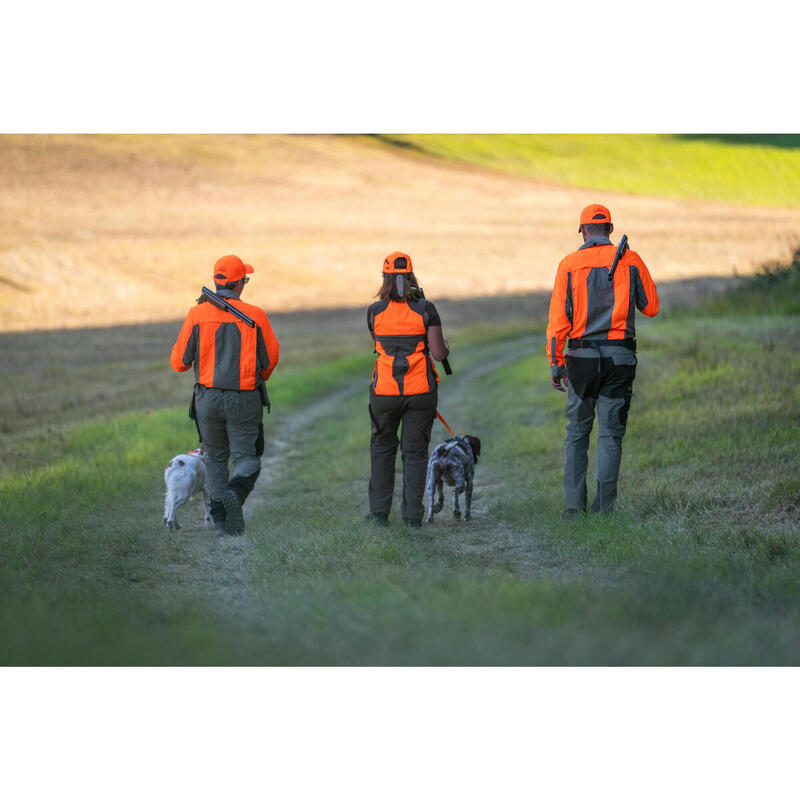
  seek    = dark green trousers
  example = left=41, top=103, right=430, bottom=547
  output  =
left=368, top=391, right=437, bottom=523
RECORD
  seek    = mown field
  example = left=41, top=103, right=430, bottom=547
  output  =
left=1, top=256, right=798, bottom=665
left=377, top=134, right=800, bottom=208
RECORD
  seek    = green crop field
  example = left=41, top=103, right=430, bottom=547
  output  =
left=2, top=253, right=798, bottom=665
left=375, top=134, right=800, bottom=208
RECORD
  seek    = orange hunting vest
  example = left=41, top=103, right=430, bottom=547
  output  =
left=368, top=298, right=439, bottom=396
left=170, top=296, right=280, bottom=390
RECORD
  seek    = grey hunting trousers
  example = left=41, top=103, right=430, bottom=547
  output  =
left=564, top=351, right=636, bottom=513
left=194, top=385, right=264, bottom=512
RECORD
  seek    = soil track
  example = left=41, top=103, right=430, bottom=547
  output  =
left=2, top=134, right=799, bottom=333
left=162, top=335, right=539, bottom=626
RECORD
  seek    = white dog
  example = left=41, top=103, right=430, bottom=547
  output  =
left=163, top=448, right=211, bottom=531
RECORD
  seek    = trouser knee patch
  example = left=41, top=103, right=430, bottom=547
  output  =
left=229, top=469, right=261, bottom=504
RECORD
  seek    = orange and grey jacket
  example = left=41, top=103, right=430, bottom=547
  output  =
left=546, top=236, right=659, bottom=375
left=170, top=291, right=280, bottom=390
left=368, top=298, right=441, bottom=395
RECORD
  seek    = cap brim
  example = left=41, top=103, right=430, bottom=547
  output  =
left=244, top=264, right=254, bottom=274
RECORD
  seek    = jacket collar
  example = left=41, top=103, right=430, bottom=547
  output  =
left=579, top=236, right=613, bottom=250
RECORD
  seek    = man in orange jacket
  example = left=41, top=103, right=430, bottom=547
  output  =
left=171, top=255, right=279, bottom=536
left=546, top=205, right=659, bottom=519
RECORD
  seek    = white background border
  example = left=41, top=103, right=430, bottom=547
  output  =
left=2, top=1, right=797, bottom=796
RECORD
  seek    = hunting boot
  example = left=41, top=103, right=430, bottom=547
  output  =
left=223, top=489, right=245, bottom=536
left=210, top=500, right=228, bottom=537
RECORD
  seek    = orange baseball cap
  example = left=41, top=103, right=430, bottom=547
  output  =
left=579, top=204, right=612, bottom=230
left=213, top=255, right=254, bottom=283
left=382, top=251, right=413, bottom=273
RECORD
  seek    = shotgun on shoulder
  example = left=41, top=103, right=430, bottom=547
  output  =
left=200, top=286, right=256, bottom=327
left=607, top=234, right=629, bottom=282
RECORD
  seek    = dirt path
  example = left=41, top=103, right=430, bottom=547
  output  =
left=2, top=134, right=799, bottom=332
left=153, top=334, right=546, bottom=628
left=418, top=336, right=566, bottom=572
left=153, top=378, right=365, bottom=630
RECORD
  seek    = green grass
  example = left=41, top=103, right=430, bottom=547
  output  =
left=375, top=134, right=800, bottom=208
left=1, top=261, right=798, bottom=664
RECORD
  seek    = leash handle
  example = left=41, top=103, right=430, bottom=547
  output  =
left=436, top=410, right=456, bottom=437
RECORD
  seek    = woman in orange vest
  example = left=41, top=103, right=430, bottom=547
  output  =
left=366, top=252, right=450, bottom=528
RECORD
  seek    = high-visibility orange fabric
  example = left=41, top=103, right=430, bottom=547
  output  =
left=368, top=298, right=439, bottom=396
left=579, top=203, right=612, bottom=226
left=382, top=251, right=413, bottom=273
left=546, top=240, right=659, bottom=368
left=170, top=296, right=279, bottom=390
left=212, top=254, right=254, bottom=283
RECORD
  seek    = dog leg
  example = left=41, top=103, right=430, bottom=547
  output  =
left=453, top=485, right=462, bottom=519
left=165, top=493, right=177, bottom=531
left=171, top=493, right=189, bottom=531
left=425, top=462, right=437, bottom=523
left=433, top=478, right=444, bottom=514
left=464, top=482, right=473, bottom=521
left=425, top=486, right=435, bottom=524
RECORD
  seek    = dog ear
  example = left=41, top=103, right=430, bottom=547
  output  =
left=467, top=436, right=481, bottom=464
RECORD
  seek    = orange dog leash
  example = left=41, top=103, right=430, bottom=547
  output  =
left=436, top=410, right=456, bottom=437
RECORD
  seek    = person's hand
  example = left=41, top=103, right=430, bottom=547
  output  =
left=551, top=373, right=569, bottom=392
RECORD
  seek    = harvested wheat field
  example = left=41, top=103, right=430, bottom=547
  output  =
left=1, top=134, right=799, bottom=332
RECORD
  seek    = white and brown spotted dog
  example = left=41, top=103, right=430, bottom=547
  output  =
left=163, top=448, right=211, bottom=531
left=425, top=435, right=482, bottom=523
